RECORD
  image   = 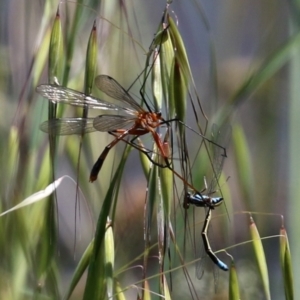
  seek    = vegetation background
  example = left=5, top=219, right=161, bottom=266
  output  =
left=0, top=0, right=297, bottom=299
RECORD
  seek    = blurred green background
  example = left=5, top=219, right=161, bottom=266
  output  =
left=0, top=0, right=298, bottom=299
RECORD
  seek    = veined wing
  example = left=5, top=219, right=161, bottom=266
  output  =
left=40, top=118, right=96, bottom=135
left=208, top=124, right=232, bottom=193
left=93, top=115, right=136, bottom=132
left=95, top=75, right=144, bottom=113
left=36, top=84, right=136, bottom=115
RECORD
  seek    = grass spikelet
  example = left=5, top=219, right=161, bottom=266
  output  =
left=7, top=126, right=20, bottom=183
left=47, top=7, right=65, bottom=173
left=279, top=225, right=294, bottom=300
left=170, top=56, right=187, bottom=128
left=137, top=139, right=151, bottom=177
left=84, top=20, right=98, bottom=95
left=229, top=259, right=240, bottom=300
left=48, top=8, right=64, bottom=84
left=105, top=220, right=115, bottom=299
left=114, top=280, right=126, bottom=300
left=159, top=29, right=175, bottom=118
left=249, top=215, right=270, bottom=300
left=162, top=274, right=171, bottom=300
left=167, top=15, right=191, bottom=84
left=151, top=49, right=163, bottom=111
left=143, top=280, right=151, bottom=300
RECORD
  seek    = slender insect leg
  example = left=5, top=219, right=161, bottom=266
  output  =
left=128, top=129, right=174, bottom=165
left=89, top=130, right=130, bottom=182
left=201, top=208, right=228, bottom=271
left=106, top=132, right=172, bottom=170
left=105, top=125, right=197, bottom=193
left=123, top=128, right=189, bottom=189
left=126, top=124, right=193, bottom=192
left=128, top=135, right=170, bottom=167
left=108, top=133, right=161, bottom=163
left=128, top=135, right=153, bottom=155
left=161, top=118, right=227, bottom=158
left=148, top=128, right=199, bottom=192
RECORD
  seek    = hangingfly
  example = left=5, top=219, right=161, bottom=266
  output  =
left=36, top=75, right=170, bottom=182
left=185, top=124, right=231, bottom=273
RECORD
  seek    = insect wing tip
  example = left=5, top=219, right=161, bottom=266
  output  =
left=35, top=84, right=44, bottom=94
left=39, top=121, right=50, bottom=133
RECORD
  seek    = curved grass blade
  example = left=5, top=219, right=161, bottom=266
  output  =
left=0, top=176, right=69, bottom=217
left=63, top=240, right=94, bottom=300
left=83, top=146, right=131, bottom=299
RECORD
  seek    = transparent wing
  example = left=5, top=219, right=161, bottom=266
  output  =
left=208, top=123, right=232, bottom=193
left=93, top=115, right=136, bottom=132
left=95, top=75, right=144, bottom=113
left=40, top=118, right=96, bottom=135
left=36, top=84, right=123, bottom=111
